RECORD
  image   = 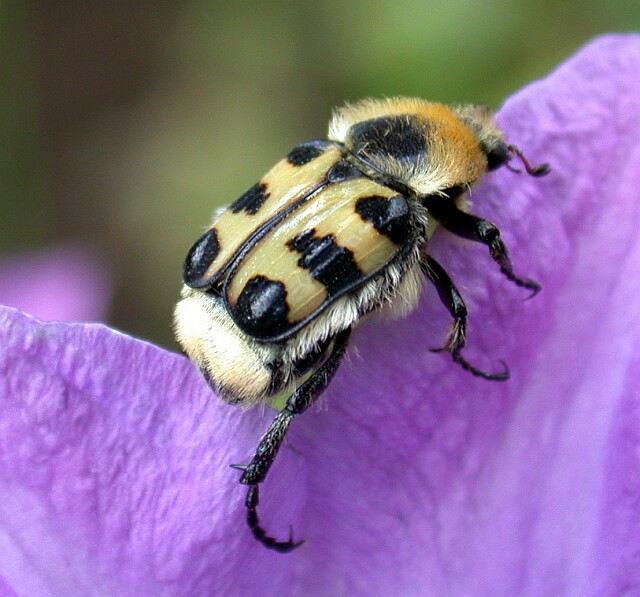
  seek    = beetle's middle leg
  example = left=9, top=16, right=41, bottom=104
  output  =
left=421, top=254, right=508, bottom=381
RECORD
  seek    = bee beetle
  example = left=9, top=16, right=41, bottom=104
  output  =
left=173, top=97, right=549, bottom=553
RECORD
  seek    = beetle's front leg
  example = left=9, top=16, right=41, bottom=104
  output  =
left=423, top=196, right=540, bottom=297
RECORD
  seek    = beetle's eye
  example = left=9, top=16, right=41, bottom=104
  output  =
left=485, top=142, right=510, bottom=171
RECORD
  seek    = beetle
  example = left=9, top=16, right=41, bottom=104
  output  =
left=174, top=97, right=549, bottom=552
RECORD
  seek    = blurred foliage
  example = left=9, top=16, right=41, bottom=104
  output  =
left=1, top=1, right=639, bottom=347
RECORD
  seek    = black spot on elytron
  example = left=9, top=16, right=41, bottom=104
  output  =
left=286, top=140, right=329, bottom=166
left=326, top=159, right=362, bottom=183
left=348, top=115, right=428, bottom=164
left=287, top=229, right=364, bottom=296
left=233, top=275, right=290, bottom=339
left=230, top=182, right=270, bottom=215
left=355, top=195, right=412, bottom=245
left=183, top=228, right=219, bottom=287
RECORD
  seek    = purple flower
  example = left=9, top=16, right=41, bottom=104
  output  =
left=1, top=34, right=639, bottom=596
left=0, top=244, right=111, bottom=322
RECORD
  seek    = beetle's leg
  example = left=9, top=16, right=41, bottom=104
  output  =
left=231, top=327, right=351, bottom=553
left=423, top=196, right=540, bottom=298
left=421, top=255, right=509, bottom=381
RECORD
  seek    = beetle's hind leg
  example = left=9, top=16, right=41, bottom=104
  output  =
left=421, top=255, right=509, bottom=381
left=231, top=328, right=351, bottom=553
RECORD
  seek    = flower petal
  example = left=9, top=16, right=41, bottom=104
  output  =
left=0, top=244, right=111, bottom=322
left=290, top=34, right=640, bottom=595
left=0, top=307, right=286, bottom=595
left=1, top=34, right=639, bottom=597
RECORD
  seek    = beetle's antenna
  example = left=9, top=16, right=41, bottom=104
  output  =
left=506, top=145, right=550, bottom=177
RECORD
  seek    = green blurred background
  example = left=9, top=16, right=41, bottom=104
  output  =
left=2, top=1, right=639, bottom=349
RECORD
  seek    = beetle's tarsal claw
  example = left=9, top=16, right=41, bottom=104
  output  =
left=524, top=284, right=541, bottom=300
left=244, top=485, right=305, bottom=553
left=451, top=353, right=510, bottom=381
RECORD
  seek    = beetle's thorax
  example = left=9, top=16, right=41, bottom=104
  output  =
left=329, top=98, right=494, bottom=196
